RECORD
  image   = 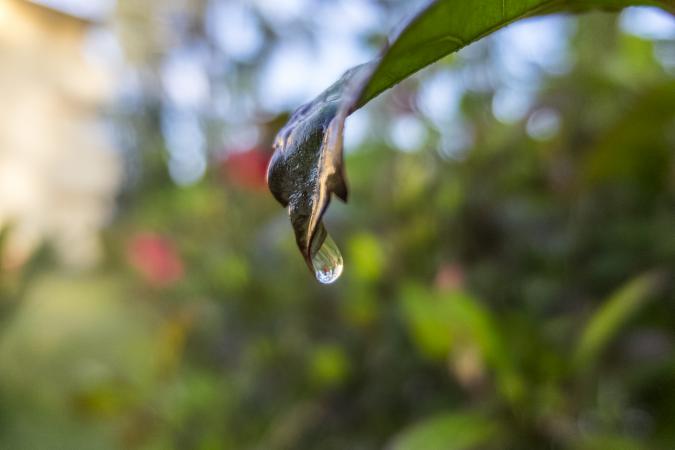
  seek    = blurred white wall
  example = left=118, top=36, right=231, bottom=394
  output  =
left=0, top=0, right=120, bottom=269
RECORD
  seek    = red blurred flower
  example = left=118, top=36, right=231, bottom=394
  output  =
left=220, top=148, right=270, bottom=191
left=434, top=262, right=465, bottom=292
left=127, top=233, right=184, bottom=287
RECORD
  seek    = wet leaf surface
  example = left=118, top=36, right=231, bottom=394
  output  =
left=267, top=63, right=374, bottom=274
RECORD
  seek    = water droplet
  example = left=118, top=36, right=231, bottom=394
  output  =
left=311, top=233, right=343, bottom=284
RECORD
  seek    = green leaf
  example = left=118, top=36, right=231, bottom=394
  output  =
left=399, top=285, right=524, bottom=402
left=308, top=344, right=350, bottom=388
left=399, top=284, right=455, bottom=358
left=573, top=271, right=667, bottom=371
left=576, top=434, right=648, bottom=450
left=267, top=0, right=675, bottom=274
left=390, top=411, right=499, bottom=450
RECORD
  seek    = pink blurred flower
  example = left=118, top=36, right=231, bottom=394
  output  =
left=434, top=262, right=465, bottom=292
left=127, top=233, right=184, bottom=287
left=220, top=148, right=270, bottom=191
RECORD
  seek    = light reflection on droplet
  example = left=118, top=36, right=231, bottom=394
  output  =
left=311, top=233, right=343, bottom=284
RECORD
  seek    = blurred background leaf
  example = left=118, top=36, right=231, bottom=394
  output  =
left=389, top=411, right=500, bottom=450
left=574, top=271, right=667, bottom=372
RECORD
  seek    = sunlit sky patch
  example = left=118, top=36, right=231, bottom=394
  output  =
left=343, top=109, right=371, bottom=152
left=417, top=70, right=464, bottom=126
left=161, top=110, right=207, bottom=186
left=205, top=2, right=264, bottom=63
left=256, top=0, right=377, bottom=113
left=389, top=115, right=428, bottom=153
left=30, top=0, right=113, bottom=20
left=162, top=47, right=211, bottom=110
left=495, top=15, right=575, bottom=82
left=621, top=6, right=675, bottom=39
left=527, top=108, right=562, bottom=141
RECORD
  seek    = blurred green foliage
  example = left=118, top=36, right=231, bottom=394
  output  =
left=0, top=7, right=674, bottom=450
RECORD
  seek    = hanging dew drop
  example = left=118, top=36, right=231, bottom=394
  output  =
left=311, top=233, right=343, bottom=284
